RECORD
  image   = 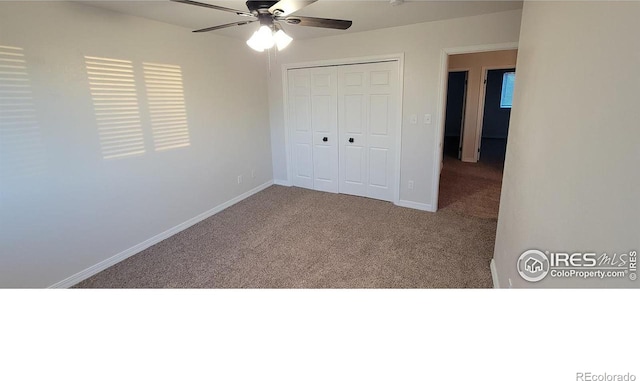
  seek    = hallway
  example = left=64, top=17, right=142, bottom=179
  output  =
left=438, top=158, right=503, bottom=220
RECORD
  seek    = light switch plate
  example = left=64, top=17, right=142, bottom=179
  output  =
left=424, top=114, right=432, bottom=124
left=410, top=114, right=418, bottom=124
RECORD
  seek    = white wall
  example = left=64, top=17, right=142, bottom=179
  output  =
left=0, top=2, right=272, bottom=287
left=268, top=10, right=522, bottom=207
left=493, top=1, right=640, bottom=288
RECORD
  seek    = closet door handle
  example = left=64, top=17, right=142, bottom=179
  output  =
left=348, top=138, right=354, bottom=143
left=323, top=137, right=328, bottom=142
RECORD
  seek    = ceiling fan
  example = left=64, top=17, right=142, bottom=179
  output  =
left=171, top=0, right=353, bottom=51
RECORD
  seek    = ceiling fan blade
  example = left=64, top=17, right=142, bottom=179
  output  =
left=171, top=0, right=254, bottom=17
left=279, top=16, right=352, bottom=30
left=192, top=20, right=257, bottom=33
left=268, top=0, right=317, bottom=16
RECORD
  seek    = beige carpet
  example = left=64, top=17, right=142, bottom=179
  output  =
left=76, top=166, right=502, bottom=288
left=438, top=158, right=504, bottom=219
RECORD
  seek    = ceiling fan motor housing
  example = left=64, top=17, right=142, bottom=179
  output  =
left=246, top=1, right=281, bottom=14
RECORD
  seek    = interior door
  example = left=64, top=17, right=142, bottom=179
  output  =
left=310, top=67, right=338, bottom=193
left=479, top=68, right=515, bottom=165
left=338, top=61, right=399, bottom=202
left=443, top=71, right=468, bottom=160
left=288, top=69, right=313, bottom=189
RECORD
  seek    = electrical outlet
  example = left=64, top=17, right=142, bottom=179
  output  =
left=237, top=175, right=243, bottom=184
left=408, top=180, right=414, bottom=190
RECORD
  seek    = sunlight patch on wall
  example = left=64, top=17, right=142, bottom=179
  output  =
left=0, top=45, right=45, bottom=179
left=86, top=56, right=145, bottom=160
left=143, top=62, right=190, bottom=152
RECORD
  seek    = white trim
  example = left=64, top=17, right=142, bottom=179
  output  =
left=281, top=54, right=403, bottom=71
left=282, top=64, right=293, bottom=189
left=48, top=180, right=274, bottom=289
left=448, top=68, right=472, bottom=73
left=443, top=42, right=519, bottom=56
left=395, top=199, right=434, bottom=212
left=431, top=42, right=518, bottom=212
left=273, top=179, right=292, bottom=186
left=474, top=65, right=516, bottom=162
left=490, top=258, right=500, bottom=288
left=432, top=50, right=450, bottom=212
left=394, top=56, right=405, bottom=207
left=282, top=53, right=405, bottom=205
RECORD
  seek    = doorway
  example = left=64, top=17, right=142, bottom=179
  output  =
left=435, top=48, right=517, bottom=218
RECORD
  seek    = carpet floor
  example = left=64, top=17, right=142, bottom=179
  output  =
left=76, top=161, right=503, bottom=288
left=438, top=157, right=504, bottom=220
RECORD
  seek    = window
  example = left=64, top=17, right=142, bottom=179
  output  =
left=500, top=72, right=516, bottom=108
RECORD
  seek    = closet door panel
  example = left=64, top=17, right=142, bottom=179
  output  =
left=365, top=61, right=398, bottom=202
left=290, top=61, right=399, bottom=202
left=288, top=69, right=314, bottom=189
left=338, top=66, right=368, bottom=197
left=310, top=67, right=338, bottom=193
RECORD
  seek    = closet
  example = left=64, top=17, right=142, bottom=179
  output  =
left=287, top=60, right=400, bottom=202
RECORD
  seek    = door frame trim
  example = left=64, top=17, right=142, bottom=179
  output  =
left=475, top=65, right=516, bottom=162
left=432, top=42, right=518, bottom=212
left=282, top=53, right=405, bottom=205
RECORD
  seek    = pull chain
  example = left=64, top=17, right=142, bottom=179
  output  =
left=268, top=47, right=272, bottom=77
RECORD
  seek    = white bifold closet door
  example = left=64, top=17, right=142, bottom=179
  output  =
left=338, top=61, right=399, bottom=202
left=288, top=61, right=399, bottom=202
left=288, top=67, right=339, bottom=192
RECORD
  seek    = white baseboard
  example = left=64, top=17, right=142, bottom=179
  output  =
left=48, top=180, right=274, bottom=289
left=395, top=199, right=434, bottom=212
left=490, top=258, right=500, bottom=289
left=273, top=179, right=292, bottom=186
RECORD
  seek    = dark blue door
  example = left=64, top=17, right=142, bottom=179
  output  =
left=443, top=71, right=467, bottom=159
left=480, top=68, right=515, bottom=165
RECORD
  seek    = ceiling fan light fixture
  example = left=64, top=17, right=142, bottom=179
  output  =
left=173, top=0, right=352, bottom=51
left=246, top=24, right=292, bottom=52
left=257, top=25, right=276, bottom=49
left=246, top=31, right=265, bottom=51
left=247, top=33, right=264, bottom=52
left=274, top=29, right=293, bottom=51
left=246, top=25, right=275, bottom=51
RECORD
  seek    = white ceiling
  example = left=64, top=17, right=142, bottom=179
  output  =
left=78, top=0, right=523, bottom=40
